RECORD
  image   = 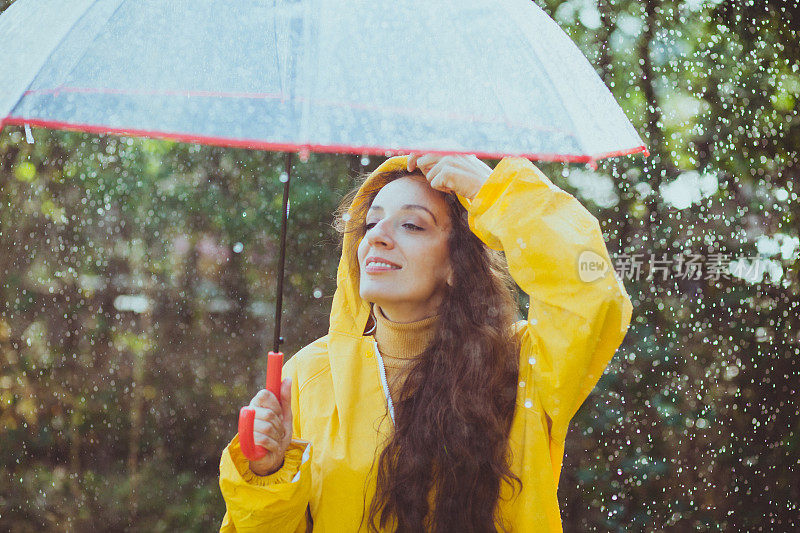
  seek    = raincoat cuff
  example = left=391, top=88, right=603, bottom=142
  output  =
left=463, top=156, right=553, bottom=250
left=227, top=434, right=310, bottom=487
left=470, top=157, right=554, bottom=214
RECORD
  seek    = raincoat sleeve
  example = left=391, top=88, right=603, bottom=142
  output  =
left=219, top=355, right=313, bottom=533
left=464, top=157, right=633, bottom=441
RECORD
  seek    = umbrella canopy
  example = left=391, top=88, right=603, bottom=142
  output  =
left=0, top=0, right=650, bottom=460
left=0, top=0, right=647, bottom=166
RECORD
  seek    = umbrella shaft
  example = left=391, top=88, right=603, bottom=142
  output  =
left=273, top=152, right=292, bottom=353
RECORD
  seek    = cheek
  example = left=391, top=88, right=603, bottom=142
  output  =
left=415, top=239, right=451, bottom=281
left=429, top=233, right=450, bottom=260
left=435, top=248, right=452, bottom=280
left=356, top=237, right=368, bottom=264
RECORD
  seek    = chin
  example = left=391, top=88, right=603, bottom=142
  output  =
left=359, top=285, right=385, bottom=303
left=360, top=286, right=400, bottom=308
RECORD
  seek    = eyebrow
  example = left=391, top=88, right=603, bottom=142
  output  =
left=368, top=204, right=438, bottom=225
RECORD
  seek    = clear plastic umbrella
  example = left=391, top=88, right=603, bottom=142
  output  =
left=0, top=0, right=649, bottom=461
left=0, top=0, right=647, bottom=165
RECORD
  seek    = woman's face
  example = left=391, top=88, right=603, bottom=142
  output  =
left=357, top=176, right=453, bottom=323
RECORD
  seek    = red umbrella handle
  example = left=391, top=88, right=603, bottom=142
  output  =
left=238, top=351, right=284, bottom=461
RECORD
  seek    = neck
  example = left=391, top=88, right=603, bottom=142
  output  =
left=373, top=297, right=442, bottom=323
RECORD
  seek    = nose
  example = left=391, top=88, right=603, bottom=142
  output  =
left=366, top=219, right=394, bottom=248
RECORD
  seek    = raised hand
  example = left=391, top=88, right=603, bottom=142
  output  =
left=407, top=153, right=493, bottom=200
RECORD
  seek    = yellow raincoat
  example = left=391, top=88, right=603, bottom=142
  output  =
left=219, top=156, right=633, bottom=532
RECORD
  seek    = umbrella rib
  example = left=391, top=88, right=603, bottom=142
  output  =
left=3, top=0, right=102, bottom=119
left=271, top=1, right=284, bottom=97
left=64, top=0, right=130, bottom=90
left=495, top=0, right=589, bottom=157
left=445, top=0, right=517, bottom=137
left=14, top=0, right=133, bottom=122
left=296, top=0, right=317, bottom=148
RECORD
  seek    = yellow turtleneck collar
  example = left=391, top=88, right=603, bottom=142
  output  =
left=371, top=304, right=439, bottom=370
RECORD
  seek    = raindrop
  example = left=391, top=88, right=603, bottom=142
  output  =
left=232, top=242, right=244, bottom=253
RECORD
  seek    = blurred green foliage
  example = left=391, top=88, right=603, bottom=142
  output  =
left=1, top=0, right=798, bottom=531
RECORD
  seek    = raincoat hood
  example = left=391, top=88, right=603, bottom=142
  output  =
left=329, top=156, right=399, bottom=340
left=329, top=155, right=470, bottom=340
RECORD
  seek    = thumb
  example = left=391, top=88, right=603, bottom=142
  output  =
left=280, top=377, right=293, bottom=441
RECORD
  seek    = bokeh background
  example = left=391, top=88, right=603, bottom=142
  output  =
left=1, top=0, right=798, bottom=531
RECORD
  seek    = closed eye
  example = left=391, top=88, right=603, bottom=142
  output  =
left=364, top=222, right=423, bottom=231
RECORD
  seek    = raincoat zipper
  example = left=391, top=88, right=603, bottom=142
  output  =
left=371, top=338, right=395, bottom=424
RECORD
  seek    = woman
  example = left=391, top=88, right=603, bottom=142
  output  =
left=219, top=154, right=633, bottom=532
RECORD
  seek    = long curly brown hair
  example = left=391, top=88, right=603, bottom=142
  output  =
left=334, top=167, right=523, bottom=533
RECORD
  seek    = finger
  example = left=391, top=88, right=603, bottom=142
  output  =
left=448, top=154, right=475, bottom=170
left=254, top=416, right=285, bottom=441
left=249, top=389, right=274, bottom=409
left=252, top=405, right=282, bottom=426
left=253, top=430, right=281, bottom=453
left=427, top=160, right=448, bottom=182
left=429, top=174, right=452, bottom=194
left=427, top=161, right=453, bottom=192
left=416, top=154, right=442, bottom=174
left=251, top=388, right=281, bottom=412
left=407, top=153, right=419, bottom=172
left=457, top=153, right=492, bottom=174
left=249, top=389, right=268, bottom=408
left=416, top=154, right=438, bottom=169
left=280, top=378, right=293, bottom=442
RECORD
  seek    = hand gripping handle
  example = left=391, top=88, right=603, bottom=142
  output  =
left=238, top=351, right=284, bottom=461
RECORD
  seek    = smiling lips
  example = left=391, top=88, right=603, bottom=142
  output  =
left=365, top=256, right=401, bottom=273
